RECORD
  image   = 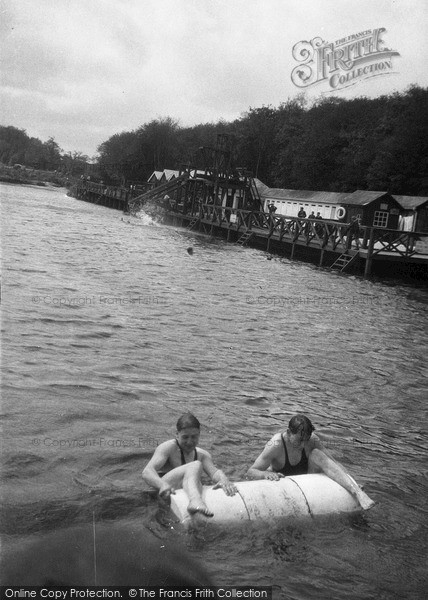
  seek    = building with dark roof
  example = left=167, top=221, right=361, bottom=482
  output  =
left=393, top=195, right=428, bottom=232
left=254, top=179, right=427, bottom=231
left=341, top=191, right=402, bottom=229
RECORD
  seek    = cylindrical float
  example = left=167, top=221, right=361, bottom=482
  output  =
left=170, top=474, right=361, bottom=525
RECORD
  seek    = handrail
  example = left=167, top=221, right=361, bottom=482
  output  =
left=74, top=181, right=428, bottom=258
left=193, top=205, right=428, bottom=256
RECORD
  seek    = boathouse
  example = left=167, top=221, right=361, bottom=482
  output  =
left=341, top=191, right=402, bottom=229
left=147, top=171, right=163, bottom=185
left=254, top=184, right=350, bottom=220
left=147, top=171, right=427, bottom=235
left=394, top=195, right=428, bottom=232
left=161, top=169, right=180, bottom=182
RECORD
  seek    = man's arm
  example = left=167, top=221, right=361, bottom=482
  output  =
left=200, top=451, right=237, bottom=496
left=246, top=436, right=282, bottom=480
left=142, top=442, right=173, bottom=497
left=305, top=437, right=375, bottom=510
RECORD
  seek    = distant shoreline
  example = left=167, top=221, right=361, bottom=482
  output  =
left=0, top=177, right=69, bottom=191
left=0, top=175, right=50, bottom=187
left=0, top=164, right=74, bottom=188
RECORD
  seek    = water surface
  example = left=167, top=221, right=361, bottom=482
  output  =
left=1, top=183, right=427, bottom=599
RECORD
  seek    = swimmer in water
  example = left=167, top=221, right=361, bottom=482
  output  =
left=142, top=413, right=237, bottom=517
left=246, top=414, right=376, bottom=511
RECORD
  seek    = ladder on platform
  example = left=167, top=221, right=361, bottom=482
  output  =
left=236, top=231, right=254, bottom=246
left=330, top=252, right=359, bottom=272
left=187, top=217, right=199, bottom=230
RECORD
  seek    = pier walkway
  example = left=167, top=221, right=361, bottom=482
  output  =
left=170, top=204, right=428, bottom=277
left=72, top=179, right=428, bottom=278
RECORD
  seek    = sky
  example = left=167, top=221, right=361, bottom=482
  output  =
left=1, top=0, right=427, bottom=157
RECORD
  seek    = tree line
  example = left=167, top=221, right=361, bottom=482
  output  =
left=97, top=86, right=428, bottom=196
left=0, top=126, right=90, bottom=176
left=2, top=86, right=427, bottom=195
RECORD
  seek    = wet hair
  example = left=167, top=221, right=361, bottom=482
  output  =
left=176, top=413, right=200, bottom=432
left=288, top=415, right=315, bottom=439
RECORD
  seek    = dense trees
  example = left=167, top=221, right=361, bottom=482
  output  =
left=2, top=86, right=427, bottom=194
left=94, top=86, right=428, bottom=195
left=0, top=127, right=63, bottom=171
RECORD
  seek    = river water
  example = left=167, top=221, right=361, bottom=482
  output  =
left=1, top=183, right=427, bottom=599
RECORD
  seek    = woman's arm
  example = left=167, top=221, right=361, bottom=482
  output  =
left=142, top=442, right=172, bottom=493
left=246, top=437, right=282, bottom=480
left=200, top=451, right=237, bottom=496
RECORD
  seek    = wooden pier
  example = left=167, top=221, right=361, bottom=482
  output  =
left=72, top=174, right=428, bottom=280
left=165, top=205, right=428, bottom=278
left=73, top=180, right=151, bottom=211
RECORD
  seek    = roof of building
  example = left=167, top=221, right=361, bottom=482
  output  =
left=253, top=178, right=271, bottom=197
left=393, top=195, right=428, bottom=210
left=162, top=169, right=181, bottom=181
left=254, top=181, right=349, bottom=205
left=148, top=171, right=163, bottom=181
left=342, top=190, right=391, bottom=206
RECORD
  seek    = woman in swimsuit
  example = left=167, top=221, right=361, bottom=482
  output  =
left=142, top=413, right=237, bottom=517
left=246, top=414, right=375, bottom=510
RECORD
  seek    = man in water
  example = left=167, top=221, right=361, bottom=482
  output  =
left=142, top=413, right=237, bottom=517
left=246, top=414, right=375, bottom=510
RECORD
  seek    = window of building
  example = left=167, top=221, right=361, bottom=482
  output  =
left=373, top=211, right=389, bottom=227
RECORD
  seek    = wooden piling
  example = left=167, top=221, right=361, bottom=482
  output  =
left=364, top=228, right=376, bottom=278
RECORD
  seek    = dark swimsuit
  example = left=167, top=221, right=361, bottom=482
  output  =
left=157, top=441, right=198, bottom=477
left=176, top=439, right=198, bottom=464
left=273, top=435, right=308, bottom=476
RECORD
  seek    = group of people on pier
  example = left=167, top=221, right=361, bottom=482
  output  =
left=142, top=412, right=375, bottom=518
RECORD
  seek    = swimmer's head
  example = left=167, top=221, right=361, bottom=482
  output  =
left=288, top=414, right=315, bottom=442
left=176, top=413, right=200, bottom=432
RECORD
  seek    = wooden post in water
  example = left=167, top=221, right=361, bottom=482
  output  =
left=364, top=228, right=376, bottom=278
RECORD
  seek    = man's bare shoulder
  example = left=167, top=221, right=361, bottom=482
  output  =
left=154, top=439, right=176, bottom=455
left=270, top=432, right=284, bottom=444
left=305, top=433, right=322, bottom=451
left=196, top=447, right=211, bottom=459
left=263, top=432, right=284, bottom=452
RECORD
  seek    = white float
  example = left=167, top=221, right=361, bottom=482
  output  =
left=170, top=474, right=361, bottom=525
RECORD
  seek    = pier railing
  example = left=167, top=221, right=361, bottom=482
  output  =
left=191, top=204, right=428, bottom=257
left=76, top=180, right=152, bottom=202
left=71, top=182, right=428, bottom=261
left=366, top=228, right=419, bottom=257
left=196, top=205, right=354, bottom=254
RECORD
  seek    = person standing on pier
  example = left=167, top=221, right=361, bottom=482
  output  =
left=347, top=216, right=361, bottom=250
left=142, top=413, right=237, bottom=517
left=246, top=414, right=375, bottom=511
left=297, top=207, right=307, bottom=235
left=315, top=212, right=323, bottom=235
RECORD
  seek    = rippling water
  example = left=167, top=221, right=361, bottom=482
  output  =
left=1, top=183, right=428, bottom=599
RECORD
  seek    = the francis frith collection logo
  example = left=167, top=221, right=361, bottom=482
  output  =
left=291, top=28, right=400, bottom=92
